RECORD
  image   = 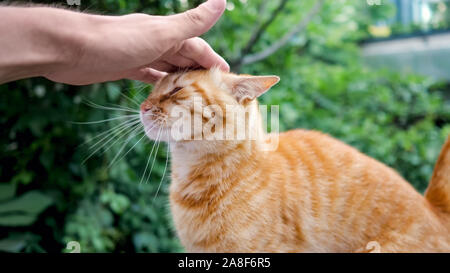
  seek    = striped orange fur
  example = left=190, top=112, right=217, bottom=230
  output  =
left=140, top=68, right=450, bottom=253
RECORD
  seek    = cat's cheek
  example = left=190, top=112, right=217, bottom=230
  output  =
left=160, top=129, right=172, bottom=142
left=143, top=125, right=159, bottom=140
left=141, top=119, right=158, bottom=140
left=140, top=113, right=157, bottom=140
left=142, top=123, right=172, bottom=142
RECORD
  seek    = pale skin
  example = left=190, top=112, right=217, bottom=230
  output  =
left=0, top=0, right=229, bottom=85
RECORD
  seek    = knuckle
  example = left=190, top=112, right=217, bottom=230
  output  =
left=185, top=10, right=205, bottom=26
left=181, top=39, right=203, bottom=57
left=182, top=40, right=196, bottom=52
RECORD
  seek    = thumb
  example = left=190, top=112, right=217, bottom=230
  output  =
left=167, top=0, right=226, bottom=41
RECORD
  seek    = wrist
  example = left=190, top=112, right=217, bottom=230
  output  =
left=33, top=8, right=100, bottom=80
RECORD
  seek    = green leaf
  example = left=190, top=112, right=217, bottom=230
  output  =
left=106, top=83, right=121, bottom=101
left=0, top=184, right=16, bottom=202
left=10, top=171, right=33, bottom=185
left=133, top=232, right=158, bottom=252
left=0, top=235, right=27, bottom=252
left=0, top=233, right=33, bottom=252
left=0, top=191, right=53, bottom=215
left=0, top=214, right=37, bottom=226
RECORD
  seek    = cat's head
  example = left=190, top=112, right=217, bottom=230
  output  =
left=140, top=68, right=279, bottom=143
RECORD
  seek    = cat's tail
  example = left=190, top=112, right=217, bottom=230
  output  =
left=425, top=136, right=450, bottom=214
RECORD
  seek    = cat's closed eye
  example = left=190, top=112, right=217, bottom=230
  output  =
left=169, top=87, right=183, bottom=96
left=160, top=87, right=183, bottom=102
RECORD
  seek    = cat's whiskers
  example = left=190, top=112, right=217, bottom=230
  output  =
left=153, top=125, right=170, bottom=202
left=78, top=92, right=169, bottom=181
left=121, top=82, right=149, bottom=98
left=77, top=94, right=172, bottom=185
left=134, top=84, right=152, bottom=100
left=104, top=102, right=141, bottom=113
left=107, top=122, right=159, bottom=169
left=139, top=125, right=164, bottom=186
left=71, top=114, right=140, bottom=125
left=87, top=119, right=141, bottom=152
left=97, top=123, right=143, bottom=157
left=82, top=121, right=142, bottom=164
left=104, top=124, right=144, bottom=167
left=83, top=100, right=140, bottom=113
left=77, top=118, right=141, bottom=149
left=145, top=129, right=163, bottom=185
left=119, top=92, right=141, bottom=108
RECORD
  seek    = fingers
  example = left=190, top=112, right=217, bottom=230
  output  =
left=127, top=67, right=168, bottom=84
left=149, top=60, right=177, bottom=72
left=165, top=0, right=226, bottom=41
left=148, top=58, right=197, bottom=73
left=178, top=37, right=229, bottom=71
left=162, top=52, right=197, bottom=68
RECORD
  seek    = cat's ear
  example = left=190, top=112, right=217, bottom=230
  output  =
left=224, top=75, right=280, bottom=104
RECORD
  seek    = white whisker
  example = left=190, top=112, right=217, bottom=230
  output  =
left=121, top=82, right=148, bottom=95
left=104, top=124, right=144, bottom=168
left=98, top=123, right=143, bottom=157
left=78, top=118, right=141, bottom=149
left=71, top=114, right=139, bottom=125
left=105, top=102, right=140, bottom=113
left=83, top=100, right=140, bottom=113
left=153, top=125, right=170, bottom=202
left=88, top=119, right=141, bottom=151
left=135, top=84, right=151, bottom=99
left=107, top=123, right=158, bottom=169
left=82, top=122, right=141, bottom=164
left=139, top=125, right=163, bottom=185
left=145, top=128, right=163, bottom=185
left=120, top=92, right=141, bottom=107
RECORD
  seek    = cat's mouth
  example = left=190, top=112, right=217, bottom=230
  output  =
left=140, top=109, right=177, bottom=142
left=140, top=110, right=169, bottom=142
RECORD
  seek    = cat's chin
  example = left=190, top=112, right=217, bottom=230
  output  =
left=142, top=125, right=171, bottom=142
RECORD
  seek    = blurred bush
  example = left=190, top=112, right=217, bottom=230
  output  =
left=0, top=0, right=448, bottom=252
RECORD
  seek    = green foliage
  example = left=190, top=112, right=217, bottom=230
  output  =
left=0, top=183, right=53, bottom=252
left=0, top=0, right=448, bottom=253
left=0, top=190, right=53, bottom=226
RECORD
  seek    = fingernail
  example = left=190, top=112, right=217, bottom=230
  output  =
left=221, top=59, right=230, bottom=72
left=205, top=0, right=226, bottom=12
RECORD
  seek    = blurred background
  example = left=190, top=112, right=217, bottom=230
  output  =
left=0, top=0, right=449, bottom=253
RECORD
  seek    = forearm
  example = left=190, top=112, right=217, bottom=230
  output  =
left=0, top=0, right=228, bottom=85
left=0, top=7, right=96, bottom=83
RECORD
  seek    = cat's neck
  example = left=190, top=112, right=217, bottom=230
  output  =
left=169, top=138, right=264, bottom=187
left=171, top=139, right=256, bottom=170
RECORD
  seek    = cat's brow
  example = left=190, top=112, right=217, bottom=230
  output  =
left=160, top=86, right=183, bottom=102
left=172, top=74, right=182, bottom=84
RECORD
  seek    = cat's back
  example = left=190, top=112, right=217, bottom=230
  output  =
left=271, top=129, right=449, bottom=252
left=274, top=129, right=406, bottom=184
left=274, top=128, right=426, bottom=214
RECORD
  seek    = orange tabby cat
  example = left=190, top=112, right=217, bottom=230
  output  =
left=140, top=68, right=450, bottom=253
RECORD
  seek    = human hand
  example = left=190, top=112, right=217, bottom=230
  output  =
left=0, top=0, right=229, bottom=85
